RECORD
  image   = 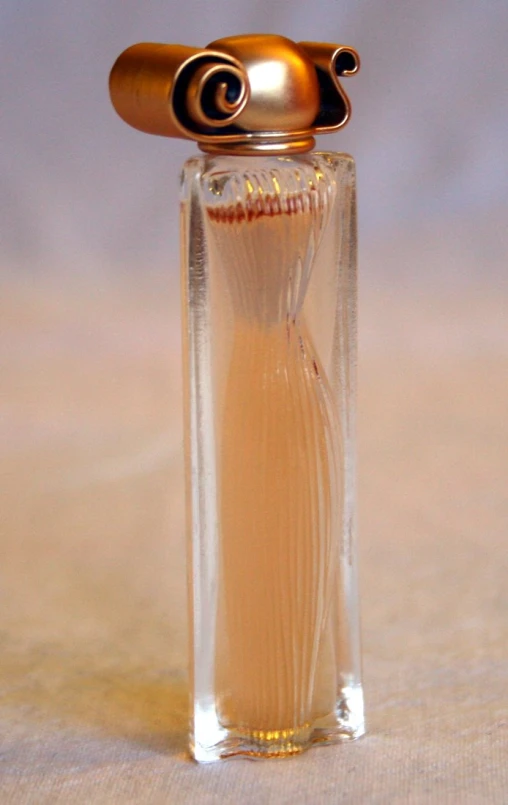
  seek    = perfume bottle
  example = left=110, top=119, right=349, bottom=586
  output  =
left=110, top=34, right=364, bottom=762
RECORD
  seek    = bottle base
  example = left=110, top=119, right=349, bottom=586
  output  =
left=191, top=685, right=365, bottom=762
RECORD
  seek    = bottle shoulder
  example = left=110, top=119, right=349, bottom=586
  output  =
left=182, top=151, right=354, bottom=174
left=180, top=152, right=355, bottom=205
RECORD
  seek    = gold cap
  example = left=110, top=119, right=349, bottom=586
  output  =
left=109, top=34, right=359, bottom=156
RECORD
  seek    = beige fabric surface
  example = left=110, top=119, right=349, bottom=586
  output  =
left=1, top=274, right=507, bottom=803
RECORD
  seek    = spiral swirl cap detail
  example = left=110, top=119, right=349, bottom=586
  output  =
left=109, top=34, right=359, bottom=155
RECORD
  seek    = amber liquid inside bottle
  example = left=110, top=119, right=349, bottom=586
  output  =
left=182, top=154, right=363, bottom=761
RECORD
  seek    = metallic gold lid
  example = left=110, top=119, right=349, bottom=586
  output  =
left=109, top=34, right=359, bottom=156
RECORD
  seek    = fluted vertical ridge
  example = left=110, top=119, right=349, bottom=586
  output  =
left=204, top=160, right=343, bottom=736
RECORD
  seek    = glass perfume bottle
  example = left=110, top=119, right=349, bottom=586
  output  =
left=110, top=34, right=364, bottom=762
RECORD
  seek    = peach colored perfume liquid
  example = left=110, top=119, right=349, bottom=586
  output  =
left=182, top=153, right=364, bottom=761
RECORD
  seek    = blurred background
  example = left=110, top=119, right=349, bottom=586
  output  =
left=2, top=0, right=508, bottom=280
left=1, top=1, right=508, bottom=800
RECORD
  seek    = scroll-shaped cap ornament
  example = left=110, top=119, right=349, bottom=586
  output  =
left=109, top=34, right=359, bottom=155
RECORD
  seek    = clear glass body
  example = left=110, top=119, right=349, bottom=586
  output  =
left=181, top=152, right=363, bottom=762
